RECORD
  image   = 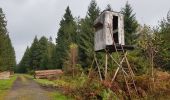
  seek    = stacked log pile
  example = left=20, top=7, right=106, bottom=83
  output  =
left=0, top=71, right=10, bottom=79
left=34, top=69, right=63, bottom=79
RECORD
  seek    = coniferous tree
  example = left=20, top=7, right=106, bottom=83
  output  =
left=47, top=37, right=56, bottom=69
left=51, top=44, right=58, bottom=69
left=39, top=36, right=48, bottom=70
left=17, top=47, right=31, bottom=73
left=18, top=36, right=57, bottom=73
left=29, top=36, right=41, bottom=70
left=78, top=0, right=100, bottom=67
left=105, top=4, right=112, bottom=11
left=0, top=8, right=16, bottom=71
left=156, top=20, right=170, bottom=69
left=56, top=6, right=77, bottom=68
left=0, top=8, right=8, bottom=71
left=5, top=34, right=16, bottom=71
left=121, top=2, right=138, bottom=45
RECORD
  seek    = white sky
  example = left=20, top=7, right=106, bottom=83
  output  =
left=0, top=0, right=169, bottom=63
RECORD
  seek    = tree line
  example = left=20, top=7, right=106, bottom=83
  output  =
left=0, top=8, right=16, bottom=72
left=15, top=0, right=170, bottom=74
left=16, top=36, right=56, bottom=73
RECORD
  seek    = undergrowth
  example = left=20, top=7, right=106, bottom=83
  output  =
left=48, top=92, right=73, bottom=100
left=33, top=69, right=170, bottom=99
left=0, top=75, right=17, bottom=100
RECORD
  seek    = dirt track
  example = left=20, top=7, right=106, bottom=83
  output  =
left=5, top=75, right=52, bottom=100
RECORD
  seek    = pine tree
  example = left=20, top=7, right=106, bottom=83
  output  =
left=121, top=2, right=138, bottom=45
left=56, top=6, right=77, bottom=68
left=157, top=19, right=170, bottom=69
left=17, top=47, right=31, bottom=73
left=18, top=36, right=57, bottom=72
left=105, top=4, right=112, bottom=11
left=51, top=44, right=58, bottom=69
left=0, top=8, right=16, bottom=71
left=39, top=36, right=48, bottom=70
left=29, top=36, right=41, bottom=70
left=5, top=34, right=16, bottom=71
left=0, top=8, right=7, bottom=71
left=47, top=37, right=56, bottom=69
left=78, top=0, right=100, bottom=67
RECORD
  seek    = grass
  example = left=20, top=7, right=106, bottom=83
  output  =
left=24, top=74, right=34, bottom=79
left=0, top=75, right=17, bottom=100
left=34, top=78, right=56, bottom=86
left=23, top=74, right=55, bottom=86
left=53, top=76, right=87, bottom=89
left=48, top=92, right=71, bottom=100
left=34, top=78, right=71, bottom=99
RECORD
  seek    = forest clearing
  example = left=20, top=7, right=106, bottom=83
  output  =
left=0, top=0, right=170, bottom=100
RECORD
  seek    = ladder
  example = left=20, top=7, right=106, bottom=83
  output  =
left=107, top=24, right=138, bottom=98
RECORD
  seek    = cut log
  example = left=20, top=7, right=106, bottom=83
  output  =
left=34, top=69, right=63, bottom=79
left=0, top=71, right=11, bottom=79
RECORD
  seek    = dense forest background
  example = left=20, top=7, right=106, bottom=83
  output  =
left=0, top=8, right=16, bottom=72
left=0, top=0, right=169, bottom=75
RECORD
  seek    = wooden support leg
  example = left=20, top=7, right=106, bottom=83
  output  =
left=111, top=67, right=120, bottom=82
left=88, top=59, right=95, bottom=78
left=105, top=53, right=108, bottom=80
left=94, top=55, right=103, bottom=81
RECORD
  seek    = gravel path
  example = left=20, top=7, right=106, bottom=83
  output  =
left=5, top=75, right=52, bottom=100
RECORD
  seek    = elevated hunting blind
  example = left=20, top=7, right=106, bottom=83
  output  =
left=94, top=11, right=126, bottom=52
left=93, top=11, right=138, bottom=98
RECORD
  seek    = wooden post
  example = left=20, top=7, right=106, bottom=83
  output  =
left=151, top=49, right=154, bottom=82
left=151, top=48, right=155, bottom=92
left=105, top=53, right=108, bottom=80
left=111, top=67, right=120, bottom=82
left=94, top=55, right=103, bottom=81
left=88, top=59, right=94, bottom=78
left=72, top=49, right=75, bottom=78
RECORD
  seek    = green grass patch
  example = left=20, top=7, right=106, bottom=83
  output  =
left=34, top=78, right=73, bottom=100
left=34, top=79, right=55, bottom=86
left=53, top=76, right=87, bottom=89
left=48, top=92, right=71, bottom=100
left=0, top=75, right=17, bottom=100
left=24, top=74, right=34, bottom=79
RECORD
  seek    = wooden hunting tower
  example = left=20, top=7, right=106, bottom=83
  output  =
left=94, top=11, right=125, bottom=52
left=93, top=11, right=137, bottom=98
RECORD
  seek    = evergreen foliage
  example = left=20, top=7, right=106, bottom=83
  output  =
left=17, top=36, right=56, bottom=73
left=29, top=36, right=41, bottom=70
left=78, top=0, right=100, bottom=67
left=47, top=37, right=56, bottom=69
left=105, top=4, right=112, bottom=11
left=16, top=1, right=170, bottom=78
left=121, top=2, right=138, bottom=45
left=17, top=47, right=31, bottom=73
left=56, top=6, right=77, bottom=68
left=15, top=1, right=170, bottom=99
left=156, top=20, right=170, bottom=69
left=0, top=8, right=16, bottom=71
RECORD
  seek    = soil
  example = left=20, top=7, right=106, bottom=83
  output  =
left=5, top=75, right=53, bottom=100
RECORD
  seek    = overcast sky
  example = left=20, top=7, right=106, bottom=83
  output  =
left=0, top=0, right=169, bottom=63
